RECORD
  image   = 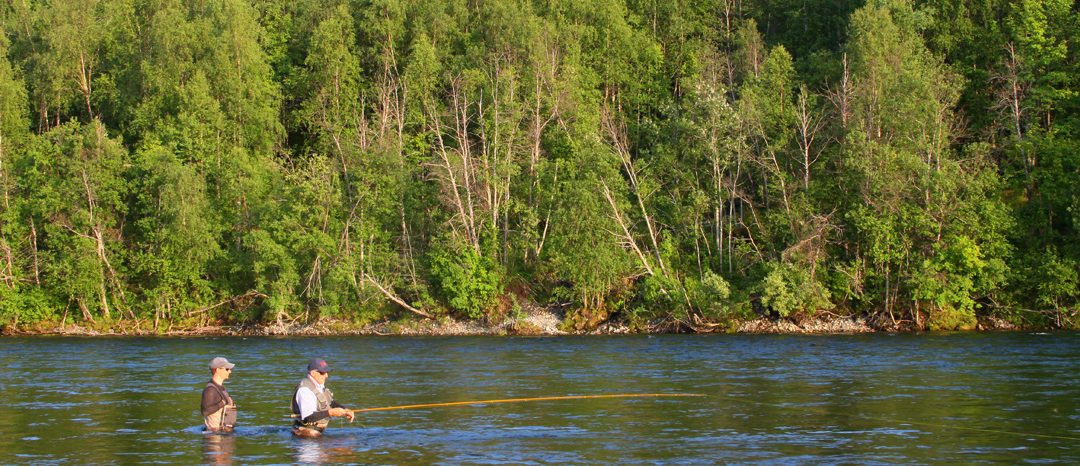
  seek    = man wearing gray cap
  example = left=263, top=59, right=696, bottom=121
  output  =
left=291, top=358, right=353, bottom=437
left=201, top=357, right=237, bottom=432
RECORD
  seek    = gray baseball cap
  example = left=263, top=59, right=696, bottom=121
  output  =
left=209, top=357, right=235, bottom=370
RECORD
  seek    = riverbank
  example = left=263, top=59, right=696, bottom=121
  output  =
left=0, top=305, right=1028, bottom=337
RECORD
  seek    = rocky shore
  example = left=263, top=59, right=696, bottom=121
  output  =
left=1, top=304, right=1028, bottom=337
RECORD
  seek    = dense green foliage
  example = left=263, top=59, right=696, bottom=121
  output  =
left=0, top=0, right=1076, bottom=330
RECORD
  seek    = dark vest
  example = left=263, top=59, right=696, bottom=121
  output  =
left=291, top=376, right=335, bottom=429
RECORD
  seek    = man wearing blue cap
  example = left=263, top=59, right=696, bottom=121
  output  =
left=291, top=358, right=354, bottom=437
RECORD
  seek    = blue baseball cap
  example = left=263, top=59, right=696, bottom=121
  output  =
left=307, top=358, right=332, bottom=372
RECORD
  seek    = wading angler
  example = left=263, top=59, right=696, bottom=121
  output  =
left=291, top=358, right=354, bottom=437
left=201, top=357, right=237, bottom=433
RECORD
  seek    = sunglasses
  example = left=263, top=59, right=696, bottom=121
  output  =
left=317, top=371, right=328, bottom=376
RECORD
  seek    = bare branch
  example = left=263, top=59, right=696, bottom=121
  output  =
left=600, top=180, right=654, bottom=276
left=362, top=272, right=433, bottom=318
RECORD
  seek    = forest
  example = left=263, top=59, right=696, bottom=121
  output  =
left=0, top=0, right=1076, bottom=332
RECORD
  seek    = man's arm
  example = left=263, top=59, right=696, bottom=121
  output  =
left=201, top=386, right=224, bottom=417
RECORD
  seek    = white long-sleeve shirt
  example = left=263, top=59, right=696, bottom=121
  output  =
left=295, top=375, right=326, bottom=420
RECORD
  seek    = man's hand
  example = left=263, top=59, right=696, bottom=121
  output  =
left=329, top=407, right=354, bottom=421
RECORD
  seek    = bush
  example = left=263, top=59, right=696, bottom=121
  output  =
left=759, top=261, right=833, bottom=318
left=912, top=235, right=988, bottom=316
left=929, top=305, right=977, bottom=331
left=688, top=271, right=746, bottom=323
left=429, top=244, right=501, bottom=320
left=0, top=287, right=58, bottom=327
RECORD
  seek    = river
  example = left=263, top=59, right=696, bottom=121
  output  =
left=0, top=333, right=1077, bottom=464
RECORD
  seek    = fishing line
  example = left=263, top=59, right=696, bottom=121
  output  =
left=348, top=393, right=706, bottom=413
left=716, top=393, right=1080, bottom=442
left=296, top=391, right=1080, bottom=442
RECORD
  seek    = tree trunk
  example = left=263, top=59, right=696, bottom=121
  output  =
left=30, top=218, right=40, bottom=285
left=602, top=108, right=666, bottom=274
left=601, top=181, right=655, bottom=277
left=453, top=80, right=479, bottom=251
left=0, top=242, right=12, bottom=287
left=826, top=54, right=853, bottom=129
left=79, top=51, right=94, bottom=118
left=0, top=132, right=7, bottom=210
left=79, top=298, right=94, bottom=323
left=99, top=280, right=111, bottom=319
left=431, top=80, right=480, bottom=250
left=0, top=141, right=10, bottom=286
left=795, top=90, right=824, bottom=190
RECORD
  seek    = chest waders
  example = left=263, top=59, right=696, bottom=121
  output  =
left=291, top=377, right=335, bottom=437
left=205, top=382, right=237, bottom=432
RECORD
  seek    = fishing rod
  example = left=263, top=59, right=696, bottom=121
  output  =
left=348, top=393, right=706, bottom=413
left=290, top=392, right=1080, bottom=442
left=289, top=393, right=704, bottom=418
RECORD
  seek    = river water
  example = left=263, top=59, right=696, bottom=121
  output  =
left=0, top=333, right=1078, bottom=464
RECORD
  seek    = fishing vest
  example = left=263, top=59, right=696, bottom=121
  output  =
left=204, top=381, right=237, bottom=431
left=292, top=376, right=335, bottom=429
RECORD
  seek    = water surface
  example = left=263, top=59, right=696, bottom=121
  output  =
left=0, top=333, right=1077, bottom=464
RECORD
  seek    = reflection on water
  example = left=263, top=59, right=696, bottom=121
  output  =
left=291, top=430, right=368, bottom=464
left=201, top=433, right=235, bottom=465
left=0, top=334, right=1077, bottom=463
left=292, top=437, right=323, bottom=464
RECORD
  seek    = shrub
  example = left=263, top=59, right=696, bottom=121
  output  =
left=688, top=271, right=745, bottom=323
left=928, top=305, right=977, bottom=331
left=429, top=244, right=501, bottom=320
left=759, top=261, right=833, bottom=318
left=0, top=286, right=57, bottom=327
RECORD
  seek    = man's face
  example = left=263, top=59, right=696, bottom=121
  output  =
left=216, top=366, right=232, bottom=381
left=310, top=369, right=329, bottom=385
